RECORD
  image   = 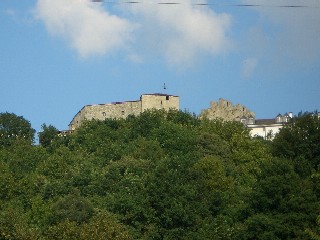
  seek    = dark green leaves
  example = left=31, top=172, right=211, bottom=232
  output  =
left=1, top=110, right=319, bottom=239
left=0, top=112, right=35, bottom=147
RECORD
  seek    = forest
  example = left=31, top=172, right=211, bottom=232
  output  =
left=0, top=110, right=319, bottom=240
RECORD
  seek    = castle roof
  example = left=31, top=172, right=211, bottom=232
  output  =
left=142, top=93, right=179, bottom=97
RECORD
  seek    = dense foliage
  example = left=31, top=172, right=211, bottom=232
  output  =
left=0, top=112, right=35, bottom=147
left=0, top=110, right=319, bottom=239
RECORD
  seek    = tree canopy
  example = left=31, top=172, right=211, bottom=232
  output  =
left=0, top=112, right=35, bottom=147
left=0, top=110, right=319, bottom=239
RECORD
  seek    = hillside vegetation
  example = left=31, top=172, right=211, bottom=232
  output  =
left=0, top=110, right=319, bottom=239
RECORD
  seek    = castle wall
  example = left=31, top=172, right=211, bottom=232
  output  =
left=68, top=94, right=180, bottom=130
left=69, top=110, right=85, bottom=130
left=69, top=101, right=141, bottom=130
left=141, top=94, right=179, bottom=112
left=200, top=98, right=255, bottom=121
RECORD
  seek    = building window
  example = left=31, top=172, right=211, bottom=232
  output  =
left=248, top=117, right=255, bottom=125
left=166, top=96, right=169, bottom=100
left=122, top=110, right=125, bottom=115
left=102, top=112, right=106, bottom=117
left=276, top=117, right=282, bottom=123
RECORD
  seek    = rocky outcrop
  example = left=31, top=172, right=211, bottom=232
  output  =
left=200, top=98, right=255, bottom=121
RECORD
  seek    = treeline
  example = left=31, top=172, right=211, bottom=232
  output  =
left=0, top=110, right=319, bottom=239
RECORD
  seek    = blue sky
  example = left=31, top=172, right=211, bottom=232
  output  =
left=1, top=0, right=319, bottom=135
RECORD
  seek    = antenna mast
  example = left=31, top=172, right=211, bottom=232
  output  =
left=163, top=83, right=167, bottom=90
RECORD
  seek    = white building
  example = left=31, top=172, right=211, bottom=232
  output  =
left=242, top=112, right=293, bottom=140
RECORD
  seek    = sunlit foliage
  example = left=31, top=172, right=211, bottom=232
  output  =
left=0, top=110, right=318, bottom=239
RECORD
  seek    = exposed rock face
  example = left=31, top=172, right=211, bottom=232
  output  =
left=200, top=98, right=255, bottom=121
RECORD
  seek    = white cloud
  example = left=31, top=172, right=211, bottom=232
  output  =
left=243, top=0, right=320, bottom=69
left=34, top=0, right=136, bottom=58
left=34, top=0, right=232, bottom=66
left=242, top=57, right=258, bottom=79
left=126, top=53, right=143, bottom=64
left=128, top=0, right=232, bottom=67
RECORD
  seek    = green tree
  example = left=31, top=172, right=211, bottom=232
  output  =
left=45, top=212, right=132, bottom=240
left=100, top=156, right=154, bottom=238
left=197, top=132, right=231, bottom=159
left=0, top=112, right=35, bottom=146
left=39, top=124, right=59, bottom=148
left=238, top=158, right=319, bottom=239
left=272, top=112, right=320, bottom=172
left=50, top=190, right=94, bottom=224
left=193, top=156, right=233, bottom=193
left=0, top=161, right=16, bottom=201
left=166, top=109, right=200, bottom=127
left=199, top=118, right=250, bottom=142
left=305, top=215, right=320, bottom=240
left=0, top=200, right=40, bottom=240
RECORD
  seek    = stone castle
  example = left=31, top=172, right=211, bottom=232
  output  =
left=199, top=98, right=255, bottom=121
left=68, top=94, right=297, bottom=140
left=69, top=95, right=252, bottom=130
left=69, top=93, right=179, bottom=130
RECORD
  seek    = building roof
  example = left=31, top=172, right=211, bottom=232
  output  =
left=111, top=100, right=140, bottom=105
left=142, top=93, right=179, bottom=97
left=254, top=119, right=277, bottom=125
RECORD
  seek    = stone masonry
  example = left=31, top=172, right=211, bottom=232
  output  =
left=69, top=93, right=179, bottom=130
left=200, top=98, right=255, bottom=121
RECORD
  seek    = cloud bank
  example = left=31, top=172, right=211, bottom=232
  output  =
left=243, top=0, right=320, bottom=72
left=129, top=0, right=232, bottom=66
left=34, top=0, right=135, bottom=58
left=34, top=0, right=232, bottom=66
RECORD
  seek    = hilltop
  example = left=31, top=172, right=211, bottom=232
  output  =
left=0, top=110, right=319, bottom=239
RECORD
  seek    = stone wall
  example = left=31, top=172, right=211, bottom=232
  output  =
left=141, top=94, right=179, bottom=112
left=200, top=98, right=255, bottom=121
left=69, top=94, right=179, bottom=130
left=69, top=101, right=141, bottom=130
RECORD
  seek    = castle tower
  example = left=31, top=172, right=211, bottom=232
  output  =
left=141, top=94, right=179, bottom=112
left=68, top=93, right=180, bottom=130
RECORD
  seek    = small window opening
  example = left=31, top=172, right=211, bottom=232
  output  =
left=166, top=96, right=170, bottom=100
left=161, top=100, right=163, bottom=105
left=102, top=112, right=106, bottom=117
left=122, top=110, right=125, bottom=115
